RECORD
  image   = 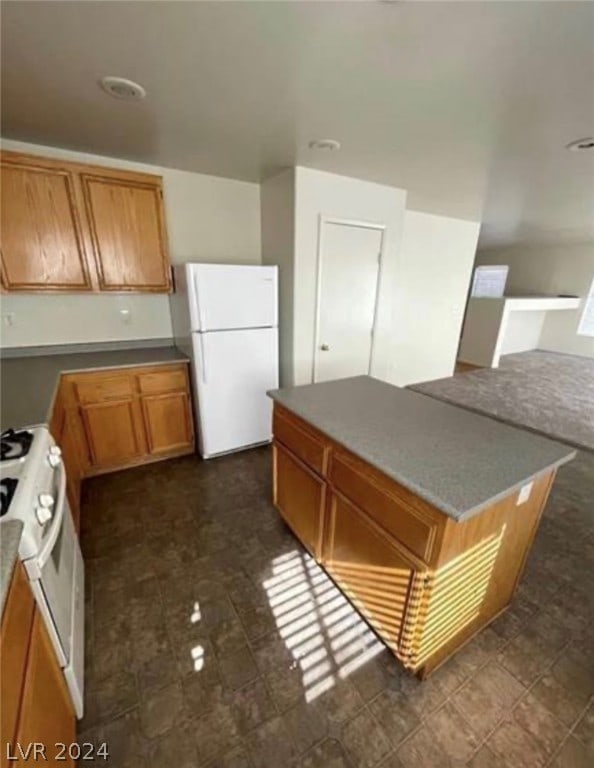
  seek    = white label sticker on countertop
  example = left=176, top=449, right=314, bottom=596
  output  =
left=517, top=481, right=533, bottom=506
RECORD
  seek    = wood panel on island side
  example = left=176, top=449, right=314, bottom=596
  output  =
left=271, top=403, right=558, bottom=678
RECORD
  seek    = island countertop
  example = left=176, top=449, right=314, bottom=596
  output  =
left=268, top=375, right=575, bottom=521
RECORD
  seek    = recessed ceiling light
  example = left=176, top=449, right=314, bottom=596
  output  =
left=565, top=137, right=594, bottom=152
left=100, top=76, right=146, bottom=101
left=309, top=139, right=341, bottom=151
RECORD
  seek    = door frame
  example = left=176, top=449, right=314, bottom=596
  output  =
left=312, top=215, right=386, bottom=383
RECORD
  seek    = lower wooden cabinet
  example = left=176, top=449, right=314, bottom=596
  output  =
left=1, top=564, right=75, bottom=767
left=0, top=563, right=35, bottom=754
left=61, top=362, right=194, bottom=475
left=80, top=398, right=144, bottom=469
left=141, top=391, right=193, bottom=455
left=323, top=490, right=420, bottom=652
left=273, top=442, right=326, bottom=558
left=49, top=362, right=195, bottom=526
left=15, top=613, right=76, bottom=765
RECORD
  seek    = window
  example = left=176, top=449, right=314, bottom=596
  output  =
left=577, top=276, right=594, bottom=337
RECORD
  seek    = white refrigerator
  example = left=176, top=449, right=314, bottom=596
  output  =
left=170, top=263, right=279, bottom=458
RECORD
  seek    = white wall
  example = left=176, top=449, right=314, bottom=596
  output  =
left=476, top=243, right=594, bottom=358
left=0, top=139, right=261, bottom=348
left=261, top=169, right=295, bottom=387
left=389, top=211, right=481, bottom=385
left=293, top=167, right=407, bottom=385
left=500, top=310, right=546, bottom=355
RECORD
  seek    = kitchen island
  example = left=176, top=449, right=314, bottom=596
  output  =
left=268, top=376, right=575, bottom=677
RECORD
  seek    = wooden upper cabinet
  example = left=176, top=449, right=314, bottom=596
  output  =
left=0, top=156, right=92, bottom=290
left=0, top=150, right=172, bottom=293
left=80, top=171, right=171, bottom=291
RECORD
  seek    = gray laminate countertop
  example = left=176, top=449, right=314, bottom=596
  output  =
left=0, top=521, right=23, bottom=618
left=268, top=376, right=575, bottom=522
left=0, top=344, right=189, bottom=429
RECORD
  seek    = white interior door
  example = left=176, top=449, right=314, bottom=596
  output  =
left=315, top=222, right=383, bottom=383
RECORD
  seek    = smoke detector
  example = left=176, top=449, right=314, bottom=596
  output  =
left=100, top=76, right=146, bottom=101
left=309, top=138, right=341, bottom=151
left=566, top=137, right=594, bottom=152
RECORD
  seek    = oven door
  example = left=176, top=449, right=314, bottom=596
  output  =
left=25, top=460, right=75, bottom=664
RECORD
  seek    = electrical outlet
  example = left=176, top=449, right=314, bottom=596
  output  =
left=517, top=481, right=533, bottom=506
left=2, top=313, right=15, bottom=327
left=119, top=309, right=132, bottom=325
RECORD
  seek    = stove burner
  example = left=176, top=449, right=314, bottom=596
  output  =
left=0, top=477, right=18, bottom=517
left=1, top=429, right=33, bottom=461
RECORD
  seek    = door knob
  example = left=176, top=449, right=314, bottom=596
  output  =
left=320, top=344, right=330, bottom=351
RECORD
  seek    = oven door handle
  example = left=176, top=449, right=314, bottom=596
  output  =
left=36, top=461, right=68, bottom=571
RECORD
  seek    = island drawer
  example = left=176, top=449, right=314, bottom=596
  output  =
left=273, top=408, right=328, bottom=476
left=329, top=452, right=439, bottom=563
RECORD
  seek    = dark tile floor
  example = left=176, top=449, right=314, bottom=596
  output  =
left=78, top=447, right=594, bottom=767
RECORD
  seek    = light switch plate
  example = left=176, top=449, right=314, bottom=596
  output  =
left=517, top=481, right=533, bottom=506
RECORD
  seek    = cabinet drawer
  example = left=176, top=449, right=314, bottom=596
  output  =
left=138, top=367, right=187, bottom=395
left=273, top=442, right=326, bottom=558
left=330, top=452, right=438, bottom=562
left=273, top=409, right=328, bottom=476
left=74, top=374, right=133, bottom=404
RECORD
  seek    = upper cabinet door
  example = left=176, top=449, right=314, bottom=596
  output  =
left=81, top=172, right=172, bottom=292
left=0, top=157, right=92, bottom=291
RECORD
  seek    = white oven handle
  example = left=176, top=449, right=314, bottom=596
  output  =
left=37, top=461, right=68, bottom=570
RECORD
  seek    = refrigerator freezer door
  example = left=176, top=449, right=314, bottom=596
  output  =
left=192, top=327, right=278, bottom=457
left=187, top=264, right=278, bottom=332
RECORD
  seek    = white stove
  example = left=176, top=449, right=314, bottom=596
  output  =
left=0, top=425, right=84, bottom=718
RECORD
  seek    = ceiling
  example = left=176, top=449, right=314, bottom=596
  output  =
left=2, top=1, right=593, bottom=249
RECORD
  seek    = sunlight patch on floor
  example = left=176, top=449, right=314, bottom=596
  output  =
left=263, top=550, right=383, bottom=702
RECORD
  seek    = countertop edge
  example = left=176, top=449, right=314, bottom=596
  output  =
left=269, top=394, right=576, bottom=522
left=0, top=521, right=23, bottom=619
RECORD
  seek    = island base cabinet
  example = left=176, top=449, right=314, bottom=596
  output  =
left=271, top=404, right=558, bottom=679
left=273, top=442, right=325, bottom=558
left=323, top=491, right=421, bottom=654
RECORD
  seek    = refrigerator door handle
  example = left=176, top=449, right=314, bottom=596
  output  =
left=193, top=273, right=206, bottom=330
left=199, top=333, right=208, bottom=384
